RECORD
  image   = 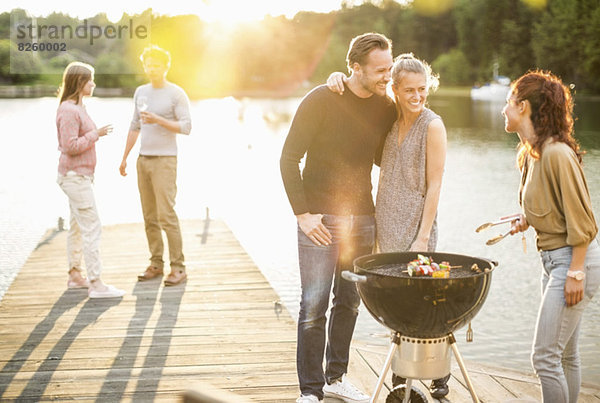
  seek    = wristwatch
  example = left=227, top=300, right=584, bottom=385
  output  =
left=567, top=270, right=585, bottom=281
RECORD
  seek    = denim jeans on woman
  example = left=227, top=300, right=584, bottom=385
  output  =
left=533, top=238, right=600, bottom=403
left=296, top=214, right=375, bottom=399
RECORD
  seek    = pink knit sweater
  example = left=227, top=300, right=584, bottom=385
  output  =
left=56, top=100, right=99, bottom=176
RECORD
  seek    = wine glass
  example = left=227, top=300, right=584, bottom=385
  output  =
left=137, top=95, right=148, bottom=125
left=136, top=95, right=148, bottom=112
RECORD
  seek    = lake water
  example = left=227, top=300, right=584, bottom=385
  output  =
left=1, top=93, right=599, bottom=385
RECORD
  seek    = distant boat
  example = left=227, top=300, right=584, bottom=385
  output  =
left=471, top=77, right=510, bottom=101
left=470, top=62, right=510, bottom=101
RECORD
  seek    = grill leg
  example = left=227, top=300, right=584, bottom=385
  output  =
left=370, top=333, right=400, bottom=403
left=402, top=378, right=413, bottom=403
left=449, top=333, right=480, bottom=403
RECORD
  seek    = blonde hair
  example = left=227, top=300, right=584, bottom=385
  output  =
left=392, top=53, right=439, bottom=92
left=58, top=62, right=94, bottom=104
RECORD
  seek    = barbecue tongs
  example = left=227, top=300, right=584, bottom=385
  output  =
left=475, top=217, right=515, bottom=245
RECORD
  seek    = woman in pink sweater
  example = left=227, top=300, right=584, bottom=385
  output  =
left=56, top=62, right=125, bottom=299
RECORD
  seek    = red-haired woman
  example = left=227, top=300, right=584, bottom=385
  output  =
left=56, top=62, right=125, bottom=298
left=504, top=70, right=600, bottom=402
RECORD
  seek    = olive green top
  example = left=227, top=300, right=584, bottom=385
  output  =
left=520, top=141, right=598, bottom=251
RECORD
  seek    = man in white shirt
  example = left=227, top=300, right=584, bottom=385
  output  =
left=119, top=45, right=192, bottom=286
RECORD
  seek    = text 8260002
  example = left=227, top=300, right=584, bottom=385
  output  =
left=17, top=43, right=67, bottom=51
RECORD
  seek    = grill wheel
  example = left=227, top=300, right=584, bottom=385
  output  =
left=391, top=374, right=405, bottom=387
left=386, top=384, right=428, bottom=403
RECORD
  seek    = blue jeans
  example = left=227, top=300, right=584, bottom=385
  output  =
left=533, top=238, right=600, bottom=403
left=296, top=214, right=375, bottom=399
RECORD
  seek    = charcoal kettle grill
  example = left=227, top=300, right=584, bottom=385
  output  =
left=343, top=251, right=497, bottom=403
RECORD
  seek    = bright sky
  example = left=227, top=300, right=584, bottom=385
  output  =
left=2, top=0, right=354, bottom=23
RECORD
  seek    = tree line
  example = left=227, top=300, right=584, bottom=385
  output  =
left=1, top=0, right=599, bottom=98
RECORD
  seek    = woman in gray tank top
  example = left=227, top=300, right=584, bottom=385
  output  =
left=376, top=54, right=447, bottom=254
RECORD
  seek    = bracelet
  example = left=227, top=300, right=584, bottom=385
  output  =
left=566, top=270, right=585, bottom=281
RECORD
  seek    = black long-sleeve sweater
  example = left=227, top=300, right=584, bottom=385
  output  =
left=280, top=84, right=396, bottom=216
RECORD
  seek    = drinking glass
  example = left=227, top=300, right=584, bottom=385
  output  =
left=137, top=95, right=148, bottom=112
left=137, top=96, right=148, bottom=125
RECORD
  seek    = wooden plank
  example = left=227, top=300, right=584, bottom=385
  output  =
left=352, top=344, right=393, bottom=395
left=1, top=364, right=299, bottom=399
left=0, top=320, right=294, bottom=336
left=452, top=365, right=518, bottom=402
left=0, top=351, right=299, bottom=373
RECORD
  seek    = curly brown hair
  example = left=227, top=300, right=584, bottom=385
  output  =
left=140, top=45, right=171, bottom=68
left=513, top=70, right=582, bottom=169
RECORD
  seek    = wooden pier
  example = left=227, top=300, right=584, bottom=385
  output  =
left=0, top=219, right=599, bottom=402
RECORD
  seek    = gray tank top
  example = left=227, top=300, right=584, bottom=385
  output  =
left=375, top=108, right=440, bottom=252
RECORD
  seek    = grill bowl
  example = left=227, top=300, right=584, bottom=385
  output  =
left=352, top=252, right=496, bottom=338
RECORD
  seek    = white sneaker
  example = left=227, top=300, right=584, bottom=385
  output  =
left=296, top=395, right=322, bottom=403
left=323, top=374, right=370, bottom=403
left=88, top=284, right=125, bottom=299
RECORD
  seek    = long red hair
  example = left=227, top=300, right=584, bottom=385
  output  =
left=513, top=70, right=582, bottom=169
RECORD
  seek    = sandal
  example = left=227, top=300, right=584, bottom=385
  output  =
left=164, top=269, right=187, bottom=286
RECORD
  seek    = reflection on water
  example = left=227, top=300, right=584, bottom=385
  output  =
left=429, top=96, right=508, bottom=137
left=574, top=99, right=600, bottom=151
left=430, top=93, right=600, bottom=150
left=1, top=94, right=599, bottom=385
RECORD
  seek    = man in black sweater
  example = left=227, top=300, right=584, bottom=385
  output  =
left=280, top=33, right=397, bottom=403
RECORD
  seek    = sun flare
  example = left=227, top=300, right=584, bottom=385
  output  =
left=197, top=0, right=287, bottom=26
